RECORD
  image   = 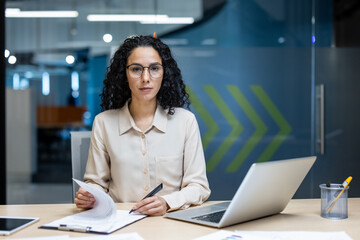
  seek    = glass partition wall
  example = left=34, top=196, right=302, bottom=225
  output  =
left=5, top=0, right=204, bottom=204
left=4, top=0, right=360, bottom=204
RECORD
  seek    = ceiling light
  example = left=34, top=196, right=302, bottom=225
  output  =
left=5, top=8, right=20, bottom=13
left=66, top=55, right=75, bottom=64
left=13, top=73, right=20, bottom=90
left=8, top=55, right=17, bottom=64
left=42, top=72, right=50, bottom=96
left=6, top=9, right=78, bottom=18
left=87, top=14, right=168, bottom=22
left=141, top=17, right=194, bottom=24
left=103, top=33, right=113, bottom=43
left=71, top=72, right=79, bottom=91
left=20, top=79, right=29, bottom=89
left=4, top=49, right=10, bottom=58
left=24, top=71, right=34, bottom=78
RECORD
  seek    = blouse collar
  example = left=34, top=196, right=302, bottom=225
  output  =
left=118, top=100, right=168, bottom=135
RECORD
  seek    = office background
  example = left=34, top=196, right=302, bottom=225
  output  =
left=1, top=0, right=360, bottom=204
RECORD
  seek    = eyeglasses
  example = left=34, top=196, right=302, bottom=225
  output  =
left=126, top=63, right=163, bottom=79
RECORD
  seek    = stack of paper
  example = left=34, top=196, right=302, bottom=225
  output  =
left=40, top=179, right=147, bottom=234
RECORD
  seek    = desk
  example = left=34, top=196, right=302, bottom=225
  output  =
left=1, top=199, right=360, bottom=240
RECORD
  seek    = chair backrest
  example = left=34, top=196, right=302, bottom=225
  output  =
left=70, top=131, right=91, bottom=201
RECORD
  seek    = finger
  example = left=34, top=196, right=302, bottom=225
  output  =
left=78, top=187, right=94, bottom=198
left=136, top=200, right=158, bottom=212
left=135, top=197, right=164, bottom=215
left=146, top=196, right=168, bottom=216
left=131, top=197, right=155, bottom=212
left=140, top=204, right=160, bottom=215
left=76, top=202, right=90, bottom=208
left=75, top=197, right=94, bottom=205
left=75, top=192, right=96, bottom=204
left=75, top=197, right=95, bottom=209
left=75, top=199, right=89, bottom=208
left=76, top=193, right=91, bottom=201
left=76, top=190, right=95, bottom=202
left=139, top=203, right=165, bottom=216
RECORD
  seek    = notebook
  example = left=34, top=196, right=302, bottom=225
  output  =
left=165, top=156, right=316, bottom=228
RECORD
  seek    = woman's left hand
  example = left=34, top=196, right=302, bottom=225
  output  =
left=131, top=196, right=169, bottom=216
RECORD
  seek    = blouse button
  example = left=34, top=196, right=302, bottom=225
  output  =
left=144, top=186, right=149, bottom=191
left=141, top=134, right=145, bottom=139
left=143, top=169, right=148, bottom=174
left=142, top=151, right=146, bottom=155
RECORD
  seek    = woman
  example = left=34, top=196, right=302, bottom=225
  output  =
left=74, top=35, right=210, bottom=216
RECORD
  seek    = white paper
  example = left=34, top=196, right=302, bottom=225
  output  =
left=194, top=230, right=244, bottom=240
left=71, top=179, right=117, bottom=224
left=70, top=232, right=144, bottom=240
left=194, top=230, right=353, bottom=240
left=10, top=233, right=144, bottom=240
left=235, top=230, right=353, bottom=240
left=11, top=235, right=69, bottom=240
left=41, top=179, right=147, bottom=234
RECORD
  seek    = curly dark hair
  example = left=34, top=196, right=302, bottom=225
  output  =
left=100, top=35, right=190, bottom=115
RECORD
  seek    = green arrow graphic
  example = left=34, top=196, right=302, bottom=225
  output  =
left=203, top=85, right=243, bottom=172
left=187, top=86, right=219, bottom=150
left=226, top=86, right=268, bottom=172
left=251, top=85, right=292, bottom=163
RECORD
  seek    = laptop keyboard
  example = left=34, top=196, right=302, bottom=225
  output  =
left=191, top=210, right=226, bottom=223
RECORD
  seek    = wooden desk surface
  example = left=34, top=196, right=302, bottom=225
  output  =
left=1, top=199, right=360, bottom=240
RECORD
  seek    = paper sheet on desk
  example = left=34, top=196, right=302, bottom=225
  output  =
left=194, top=230, right=353, bottom=240
left=234, top=230, right=353, bottom=240
left=41, top=179, right=146, bottom=234
left=70, top=232, right=144, bottom=240
left=10, top=235, right=70, bottom=240
left=10, top=232, right=144, bottom=240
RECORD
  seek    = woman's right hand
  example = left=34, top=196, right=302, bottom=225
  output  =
left=74, top=187, right=96, bottom=209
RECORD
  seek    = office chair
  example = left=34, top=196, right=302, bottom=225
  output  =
left=70, top=131, right=91, bottom=202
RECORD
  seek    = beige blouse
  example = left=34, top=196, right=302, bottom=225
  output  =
left=84, top=101, right=211, bottom=211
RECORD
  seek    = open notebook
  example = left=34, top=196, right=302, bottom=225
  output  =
left=165, top=156, right=316, bottom=228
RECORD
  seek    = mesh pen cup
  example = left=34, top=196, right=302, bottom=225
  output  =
left=319, top=183, right=349, bottom=219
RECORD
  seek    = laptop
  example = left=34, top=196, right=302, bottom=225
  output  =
left=165, top=156, right=316, bottom=228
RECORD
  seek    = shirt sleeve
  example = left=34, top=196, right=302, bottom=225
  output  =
left=161, top=114, right=211, bottom=211
left=83, top=115, right=111, bottom=193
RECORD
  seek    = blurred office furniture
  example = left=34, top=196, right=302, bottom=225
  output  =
left=6, top=89, right=37, bottom=184
left=5, top=89, right=75, bottom=204
left=70, top=131, right=91, bottom=200
left=33, top=106, right=88, bottom=183
left=37, top=106, right=87, bottom=128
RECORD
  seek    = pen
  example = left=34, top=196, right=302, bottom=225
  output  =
left=129, top=183, right=163, bottom=214
left=58, top=224, right=92, bottom=232
left=326, top=176, right=352, bottom=214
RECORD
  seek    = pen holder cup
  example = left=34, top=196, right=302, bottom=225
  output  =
left=319, top=183, right=349, bottom=219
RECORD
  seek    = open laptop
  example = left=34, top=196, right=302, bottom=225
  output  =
left=165, top=156, right=316, bottom=228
